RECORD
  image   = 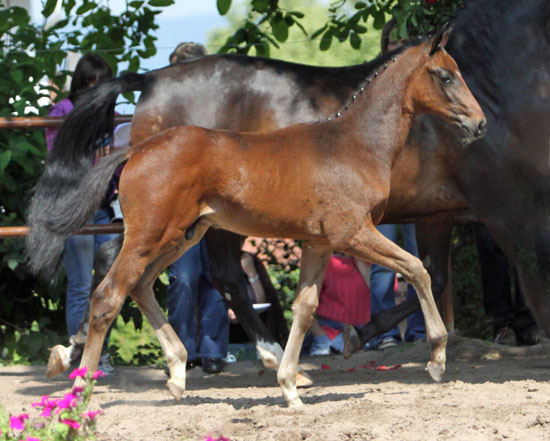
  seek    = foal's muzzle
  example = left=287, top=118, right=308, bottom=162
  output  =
left=458, top=116, right=487, bottom=145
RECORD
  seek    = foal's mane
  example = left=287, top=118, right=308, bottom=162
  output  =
left=324, top=41, right=419, bottom=122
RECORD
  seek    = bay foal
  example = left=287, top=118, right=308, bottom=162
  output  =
left=71, top=33, right=484, bottom=406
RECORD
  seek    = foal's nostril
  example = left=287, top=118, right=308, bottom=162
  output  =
left=475, top=119, right=487, bottom=137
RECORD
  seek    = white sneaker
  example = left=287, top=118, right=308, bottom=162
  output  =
left=377, top=337, right=398, bottom=350
left=98, top=353, right=116, bottom=376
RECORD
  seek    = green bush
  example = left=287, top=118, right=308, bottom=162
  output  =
left=0, top=0, right=173, bottom=361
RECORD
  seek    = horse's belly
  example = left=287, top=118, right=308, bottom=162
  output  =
left=204, top=204, right=327, bottom=241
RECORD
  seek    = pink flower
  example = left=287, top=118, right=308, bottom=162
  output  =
left=56, top=393, right=78, bottom=413
left=31, top=395, right=50, bottom=408
left=92, top=370, right=105, bottom=380
left=82, top=409, right=102, bottom=421
left=69, top=366, right=88, bottom=379
left=40, top=407, right=53, bottom=418
left=9, top=413, right=29, bottom=431
left=32, top=395, right=59, bottom=418
left=60, top=419, right=81, bottom=429
left=38, top=398, right=59, bottom=418
left=72, top=385, right=85, bottom=395
left=25, top=437, right=41, bottom=441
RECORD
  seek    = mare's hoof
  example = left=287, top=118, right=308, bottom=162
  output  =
left=296, top=367, right=313, bottom=388
left=343, top=325, right=361, bottom=359
left=46, top=345, right=70, bottom=378
left=166, top=379, right=185, bottom=401
left=426, top=361, right=445, bottom=383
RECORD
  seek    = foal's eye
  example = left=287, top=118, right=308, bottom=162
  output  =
left=440, top=74, right=453, bottom=84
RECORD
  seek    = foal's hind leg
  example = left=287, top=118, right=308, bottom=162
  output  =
left=78, top=221, right=209, bottom=399
left=130, top=224, right=211, bottom=400
left=342, top=222, right=448, bottom=382
left=46, top=235, right=124, bottom=378
left=277, top=240, right=332, bottom=407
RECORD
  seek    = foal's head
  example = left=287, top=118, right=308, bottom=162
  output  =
left=406, top=28, right=487, bottom=144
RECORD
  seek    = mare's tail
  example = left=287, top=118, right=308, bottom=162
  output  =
left=26, top=148, right=129, bottom=282
left=49, top=72, right=146, bottom=164
left=26, top=72, right=146, bottom=282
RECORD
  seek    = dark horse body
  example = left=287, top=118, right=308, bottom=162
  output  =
left=31, top=0, right=550, bottom=377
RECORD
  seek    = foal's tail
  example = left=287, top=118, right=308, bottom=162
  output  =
left=26, top=148, right=129, bottom=282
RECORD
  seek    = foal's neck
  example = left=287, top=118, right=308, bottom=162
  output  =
left=340, top=47, right=424, bottom=162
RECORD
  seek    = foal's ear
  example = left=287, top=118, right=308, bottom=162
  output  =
left=429, top=24, right=453, bottom=56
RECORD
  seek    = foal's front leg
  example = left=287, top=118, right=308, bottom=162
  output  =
left=277, top=241, right=331, bottom=407
left=343, top=222, right=448, bottom=382
left=344, top=217, right=453, bottom=357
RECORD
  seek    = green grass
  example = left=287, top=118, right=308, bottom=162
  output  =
left=109, top=315, right=163, bottom=367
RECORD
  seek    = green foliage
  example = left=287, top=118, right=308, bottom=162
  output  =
left=109, top=315, right=163, bottom=366
left=0, top=0, right=172, bottom=360
left=213, top=0, right=464, bottom=57
left=450, top=224, right=492, bottom=340
left=392, top=0, right=464, bottom=39
left=267, top=265, right=300, bottom=327
left=208, top=0, right=380, bottom=66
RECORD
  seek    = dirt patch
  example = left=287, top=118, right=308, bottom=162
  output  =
left=1, top=336, right=550, bottom=441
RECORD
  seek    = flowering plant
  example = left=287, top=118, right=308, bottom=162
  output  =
left=0, top=367, right=104, bottom=441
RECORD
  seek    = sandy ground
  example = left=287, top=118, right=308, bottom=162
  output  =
left=1, top=336, right=550, bottom=441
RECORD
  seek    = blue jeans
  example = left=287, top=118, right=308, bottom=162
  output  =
left=167, top=238, right=229, bottom=361
left=63, top=209, right=118, bottom=337
left=368, top=224, right=426, bottom=347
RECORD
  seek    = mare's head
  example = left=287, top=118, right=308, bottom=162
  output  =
left=405, top=28, right=487, bottom=145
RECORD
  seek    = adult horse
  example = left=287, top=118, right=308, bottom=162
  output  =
left=30, top=0, right=549, bottom=378
left=28, top=32, right=485, bottom=406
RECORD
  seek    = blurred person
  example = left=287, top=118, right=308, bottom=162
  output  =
left=308, top=254, right=371, bottom=356
left=45, top=53, right=118, bottom=374
left=164, top=42, right=229, bottom=374
left=367, top=224, right=426, bottom=350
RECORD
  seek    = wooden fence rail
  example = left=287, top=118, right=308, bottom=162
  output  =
left=0, top=115, right=132, bottom=129
left=0, top=114, right=132, bottom=238
left=0, top=224, right=124, bottom=239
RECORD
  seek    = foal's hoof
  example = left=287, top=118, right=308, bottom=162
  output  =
left=46, top=345, right=70, bottom=378
left=166, top=379, right=185, bottom=401
left=426, top=361, right=445, bottom=383
left=296, top=367, right=313, bottom=388
left=287, top=397, right=304, bottom=408
left=343, top=325, right=361, bottom=359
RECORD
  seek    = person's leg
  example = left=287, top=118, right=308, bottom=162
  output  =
left=167, top=243, right=202, bottom=362
left=92, top=208, right=119, bottom=359
left=368, top=224, right=401, bottom=348
left=63, top=234, right=94, bottom=337
left=307, top=318, right=331, bottom=356
left=402, top=223, right=426, bottom=342
left=92, top=208, right=118, bottom=251
left=197, top=239, right=229, bottom=370
left=197, top=277, right=229, bottom=360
